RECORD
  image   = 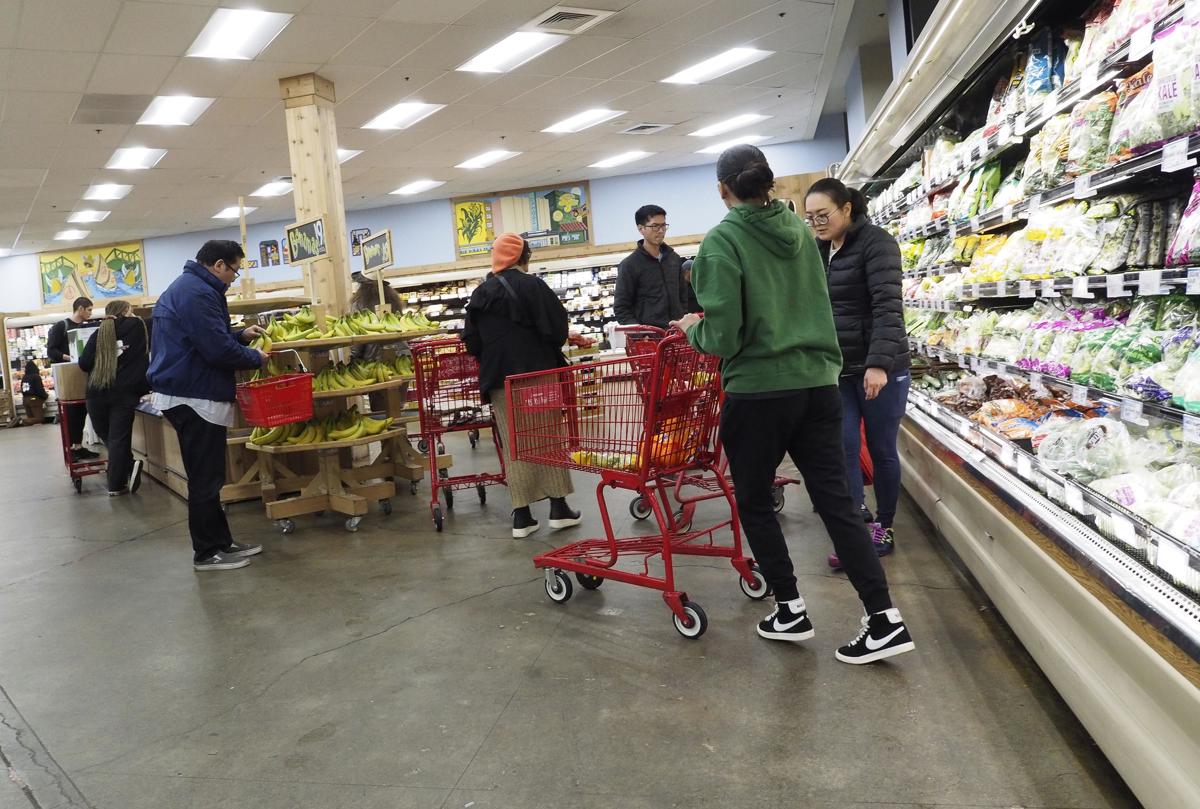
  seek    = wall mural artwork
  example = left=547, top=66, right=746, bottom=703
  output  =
left=40, top=241, right=147, bottom=306
left=452, top=182, right=590, bottom=259
left=259, top=240, right=282, bottom=267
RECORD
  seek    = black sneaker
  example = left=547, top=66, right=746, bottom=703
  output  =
left=225, top=541, right=262, bottom=558
left=547, top=497, right=581, bottom=530
left=129, top=459, right=144, bottom=493
left=72, top=448, right=99, bottom=461
left=860, top=505, right=875, bottom=523
left=756, top=599, right=815, bottom=642
left=835, top=608, right=915, bottom=664
left=513, top=507, right=540, bottom=539
left=193, top=552, right=250, bottom=571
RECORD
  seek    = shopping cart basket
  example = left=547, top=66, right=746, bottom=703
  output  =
left=58, top=399, right=107, bottom=493
left=235, top=350, right=313, bottom=427
left=505, top=329, right=767, bottom=639
left=411, top=336, right=506, bottom=531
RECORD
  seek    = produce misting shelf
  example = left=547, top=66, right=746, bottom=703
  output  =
left=311, top=376, right=414, bottom=400
left=244, top=427, right=407, bottom=455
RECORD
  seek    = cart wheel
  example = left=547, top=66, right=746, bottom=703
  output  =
left=739, top=565, right=771, bottom=601
left=278, top=519, right=295, bottom=535
left=673, top=601, right=708, bottom=639
left=433, top=505, right=444, bottom=532
left=417, top=439, right=429, bottom=453
left=477, top=484, right=486, bottom=504
left=469, top=429, right=479, bottom=449
left=410, top=481, right=419, bottom=496
left=437, top=441, right=445, bottom=455
left=380, top=498, right=392, bottom=516
left=576, top=572, right=603, bottom=590
left=73, top=477, right=82, bottom=494
left=673, top=508, right=693, bottom=534
left=771, top=486, right=786, bottom=514
left=345, top=516, right=362, bottom=533
left=443, top=487, right=454, bottom=510
left=545, top=569, right=573, bottom=604
left=629, top=496, right=651, bottom=521
left=438, top=468, right=449, bottom=479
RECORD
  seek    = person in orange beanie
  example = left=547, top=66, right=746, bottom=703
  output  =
left=464, top=233, right=584, bottom=537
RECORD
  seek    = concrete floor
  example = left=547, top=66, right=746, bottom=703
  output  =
left=0, top=422, right=1139, bottom=809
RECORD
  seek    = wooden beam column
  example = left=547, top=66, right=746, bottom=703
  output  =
left=279, top=73, right=352, bottom=315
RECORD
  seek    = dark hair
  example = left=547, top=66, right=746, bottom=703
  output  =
left=352, top=276, right=403, bottom=312
left=24, top=360, right=39, bottom=378
left=635, top=204, right=666, bottom=226
left=196, top=240, right=245, bottom=267
left=716, top=145, right=775, bottom=201
left=71, top=297, right=92, bottom=312
left=518, top=239, right=532, bottom=266
left=806, top=178, right=867, bottom=218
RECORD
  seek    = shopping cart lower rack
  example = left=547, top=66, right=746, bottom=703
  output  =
left=505, top=330, right=767, bottom=638
left=411, top=336, right=506, bottom=531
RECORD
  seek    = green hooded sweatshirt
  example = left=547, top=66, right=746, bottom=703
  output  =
left=686, top=200, right=843, bottom=394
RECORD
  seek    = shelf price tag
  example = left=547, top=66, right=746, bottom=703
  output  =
left=948, top=221, right=957, bottom=239
left=1083, top=61, right=1101, bottom=91
left=1017, top=453, right=1033, bottom=480
left=1019, top=280, right=1035, bottom=298
left=1072, top=276, right=1094, bottom=299
left=1001, top=444, right=1017, bottom=467
left=1073, top=174, right=1095, bottom=199
left=1066, top=484, right=1088, bottom=514
left=1157, top=540, right=1192, bottom=581
left=1028, top=193, right=1042, bottom=211
left=1130, top=22, right=1154, bottom=59
left=1161, top=137, right=1196, bottom=172
left=1042, top=278, right=1059, bottom=297
left=1003, top=204, right=1015, bottom=222
left=1187, top=268, right=1200, bottom=295
left=1138, top=269, right=1165, bottom=295
left=957, top=418, right=972, bottom=438
left=957, top=353, right=968, bottom=369
left=970, top=216, right=981, bottom=232
left=1111, top=512, right=1137, bottom=543
left=1015, top=112, right=1028, bottom=134
left=1071, top=384, right=1090, bottom=404
left=1184, top=414, right=1200, bottom=444
left=996, top=280, right=1008, bottom=297
left=1042, top=90, right=1059, bottom=119
left=1106, top=273, right=1131, bottom=297
left=1045, top=479, right=1066, bottom=504
left=999, top=122, right=1013, bottom=144
left=1030, top=371, right=1044, bottom=388
left=1120, top=398, right=1146, bottom=425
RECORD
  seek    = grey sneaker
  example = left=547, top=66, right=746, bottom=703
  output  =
left=225, top=541, right=262, bottom=558
left=194, top=552, right=250, bottom=571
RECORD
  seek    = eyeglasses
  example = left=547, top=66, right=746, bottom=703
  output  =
left=805, top=212, right=833, bottom=227
left=641, top=223, right=669, bottom=232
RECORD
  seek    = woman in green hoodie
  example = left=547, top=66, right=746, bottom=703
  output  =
left=672, top=145, right=914, bottom=664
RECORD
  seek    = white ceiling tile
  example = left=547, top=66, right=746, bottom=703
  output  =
left=341, top=67, right=447, bottom=109
left=567, top=38, right=672, bottom=81
left=0, top=169, right=46, bottom=189
left=0, top=142, right=56, bottom=170
left=454, top=73, right=553, bottom=108
left=749, top=57, right=823, bottom=92
left=381, top=0, right=486, bottom=24
left=86, top=54, right=178, bottom=95
left=307, top=0, right=402, bottom=16
left=257, top=15, right=374, bottom=64
left=518, top=35, right=631, bottom=79
left=16, top=0, right=122, bottom=53
left=103, top=1, right=213, bottom=57
left=0, top=92, right=81, bottom=124
left=328, top=21, right=447, bottom=68
left=590, top=0, right=707, bottom=39
left=390, top=25, right=510, bottom=72
left=159, top=59, right=248, bottom=98
left=313, top=65, right=388, bottom=101
left=6, top=51, right=98, bottom=93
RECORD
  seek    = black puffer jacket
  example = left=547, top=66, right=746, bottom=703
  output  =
left=817, top=215, right=909, bottom=376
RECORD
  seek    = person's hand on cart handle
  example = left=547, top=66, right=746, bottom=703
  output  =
left=254, top=349, right=270, bottom=366
left=864, top=367, right=888, bottom=401
left=670, top=313, right=702, bottom=334
left=241, top=324, right=267, bottom=342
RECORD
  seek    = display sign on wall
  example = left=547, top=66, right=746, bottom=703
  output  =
left=360, top=229, right=393, bottom=277
left=452, top=182, right=590, bottom=259
left=350, top=228, right=371, bottom=257
left=259, top=240, right=282, bottom=267
left=40, top=241, right=147, bottom=306
left=285, top=216, right=328, bottom=265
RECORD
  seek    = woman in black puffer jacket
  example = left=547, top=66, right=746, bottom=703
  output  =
left=805, top=178, right=909, bottom=569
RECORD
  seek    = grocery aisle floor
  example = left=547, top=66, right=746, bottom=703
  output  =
left=0, top=423, right=1139, bottom=809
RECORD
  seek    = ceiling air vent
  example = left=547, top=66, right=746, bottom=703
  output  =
left=525, top=6, right=615, bottom=35
left=621, top=123, right=674, bottom=135
left=71, top=94, right=154, bottom=125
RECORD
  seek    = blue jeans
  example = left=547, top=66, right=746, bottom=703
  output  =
left=839, top=371, right=910, bottom=529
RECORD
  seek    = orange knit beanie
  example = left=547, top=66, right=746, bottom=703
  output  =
left=491, top=233, right=526, bottom=273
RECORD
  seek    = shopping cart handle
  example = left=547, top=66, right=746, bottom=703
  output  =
left=267, top=348, right=308, bottom=372
left=614, top=324, right=668, bottom=336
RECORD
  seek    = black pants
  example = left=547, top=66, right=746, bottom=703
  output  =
left=163, top=405, right=232, bottom=561
left=86, top=391, right=139, bottom=493
left=66, top=401, right=87, bottom=445
left=720, top=386, right=893, bottom=614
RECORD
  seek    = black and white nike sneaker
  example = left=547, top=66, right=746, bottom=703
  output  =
left=835, top=608, right=915, bottom=664
left=756, top=599, right=815, bottom=642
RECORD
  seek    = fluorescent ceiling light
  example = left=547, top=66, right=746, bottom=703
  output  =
left=543, top=108, right=624, bottom=133
left=213, top=206, right=258, bottom=219
left=689, top=113, right=771, bottom=137
left=337, top=149, right=363, bottom=163
left=84, top=184, right=132, bottom=201
left=250, top=181, right=293, bottom=197
left=68, top=210, right=110, bottom=223
left=589, top=151, right=653, bottom=169
left=696, top=134, right=769, bottom=154
left=137, top=95, right=214, bottom=126
left=456, top=150, right=520, bottom=169
left=362, top=101, right=445, bottom=131
left=106, top=147, right=167, bottom=170
left=663, top=47, right=773, bottom=84
left=458, top=31, right=567, bottom=73
left=391, top=179, right=446, bottom=195
left=187, top=9, right=293, bottom=60
left=55, top=230, right=89, bottom=241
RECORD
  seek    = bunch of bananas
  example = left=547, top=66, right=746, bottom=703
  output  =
left=249, top=407, right=395, bottom=447
left=259, top=308, right=439, bottom=343
left=313, top=357, right=413, bottom=392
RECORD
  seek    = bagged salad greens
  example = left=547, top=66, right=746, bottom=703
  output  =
left=1152, top=21, right=1198, bottom=141
left=1108, top=63, right=1156, bottom=164
left=1067, top=91, right=1118, bottom=175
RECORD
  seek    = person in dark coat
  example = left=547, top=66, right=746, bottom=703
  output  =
left=463, top=233, right=583, bottom=539
left=79, top=300, right=150, bottom=495
left=613, top=205, right=699, bottom=328
left=20, top=360, right=48, bottom=426
left=47, top=296, right=98, bottom=460
left=806, top=178, right=910, bottom=568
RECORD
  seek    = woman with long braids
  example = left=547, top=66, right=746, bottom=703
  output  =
left=79, top=300, right=150, bottom=496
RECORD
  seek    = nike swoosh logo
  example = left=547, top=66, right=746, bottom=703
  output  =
left=773, top=615, right=806, bottom=632
left=865, top=627, right=905, bottom=651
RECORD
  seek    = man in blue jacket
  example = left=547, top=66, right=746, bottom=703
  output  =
left=148, top=240, right=268, bottom=571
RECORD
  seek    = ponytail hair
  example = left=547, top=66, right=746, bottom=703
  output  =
left=715, top=144, right=775, bottom=201
left=90, top=300, right=132, bottom=390
left=806, top=177, right=867, bottom=219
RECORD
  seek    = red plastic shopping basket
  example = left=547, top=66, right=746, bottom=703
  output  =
left=236, top=372, right=314, bottom=427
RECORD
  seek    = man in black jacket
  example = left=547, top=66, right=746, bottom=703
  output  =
left=47, top=296, right=98, bottom=460
left=614, top=205, right=698, bottom=329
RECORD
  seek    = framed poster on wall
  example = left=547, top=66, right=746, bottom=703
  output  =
left=452, top=182, right=590, bottom=260
left=40, top=241, right=147, bottom=306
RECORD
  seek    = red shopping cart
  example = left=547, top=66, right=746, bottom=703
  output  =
left=411, top=336, right=506, bottom=531
left=58, top=399, right=107, bottom=493
left=506, top=329, right=766, bottom=639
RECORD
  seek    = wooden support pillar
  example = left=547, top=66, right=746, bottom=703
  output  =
left=279, top=73, right=352, bottom=316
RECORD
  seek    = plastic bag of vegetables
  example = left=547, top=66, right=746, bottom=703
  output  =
left=1167, top=174, right=1200, bottom=266
left=1040, top=113, right=1073, bottom=189
left=1155, top=296, right=1198, bottom=330
left=1067, top=91, right=1118, bottom=175
left=1089, top=327, right=1138, bottom=390
left=1108, top=63, right=1156, bottom=164
left=1090, top=471, right=1168, bottom=508
left=1153, top=22, right=1197, bottom=141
